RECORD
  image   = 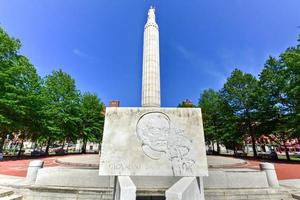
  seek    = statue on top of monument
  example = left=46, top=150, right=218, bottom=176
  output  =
left=147, top=6, right=156, bottom=23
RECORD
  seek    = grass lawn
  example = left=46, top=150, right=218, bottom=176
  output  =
left=278, top=155, right=300, bottom=161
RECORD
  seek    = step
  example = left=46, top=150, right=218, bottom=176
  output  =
left=204, top=188, right=295, bottom=200
left=0, top=188, right=13, bottom=198
left=0, top=194, right=23, bottom=200
left=292, top=192, right=300, bottom=200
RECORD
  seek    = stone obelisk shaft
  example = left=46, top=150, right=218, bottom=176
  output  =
left=142, top=7, right=161, bottom=107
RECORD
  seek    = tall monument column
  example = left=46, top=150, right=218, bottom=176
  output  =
left=142, top=6, right=161, bottom=107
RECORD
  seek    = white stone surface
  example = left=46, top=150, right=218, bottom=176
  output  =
left=280, top=179, right=300, bottom=189
left=35, top=168, right=112, bottom=188
left=165, top=177, right=204, bottom=200
left=142, top=7, right=161, bottom=107
left=34, top=167, right=270, bottom=190
left=114, top=176, right=136, bottom=200
left=26, top=160, right=44, bottom=184
left=99, top=107, right=208, bottom=177
left=260, top=162, right=279, bottom=188
left=204, top=170, right=269, bottom=189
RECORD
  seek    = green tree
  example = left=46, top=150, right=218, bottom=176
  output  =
left=199, top=89, right=223, bottom=153
left=177, top=99, right=196, bottom=108
left=79, top=93, right=105, bottom=153
left=41, top=69, right=81, bottom=154
left=199, top=89, right=242, bottom=153
left=14, top=57, right=43, bottom=157
left=221, top=69, right=260, bottom=157
left=0, top=27, right=42, bottom=154
left=0, top=27, right=22, bottom=152
left=281, top=36, right=300, bottom=135
left=258, top=36, right=300, bottom=160
left=258, top=56, right=293, bottom=160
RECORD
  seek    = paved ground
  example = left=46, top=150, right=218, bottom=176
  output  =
left=57, top=154, right=99, bottom=168
left=207, top=156, right=246, bottom=167
left=244, top=159, right=300, bottom=180
left=56, top=154, right=247, bottom=168
left=1, top=155, right=300, bottom=180
left=0, top=156, right=58, bottom=177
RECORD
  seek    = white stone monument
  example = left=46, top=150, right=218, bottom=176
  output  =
left=142, top=7, right=161, bottom=107
left=99, top=6, right=208, bottom=200
left=99, top=107, right=208, bottom=177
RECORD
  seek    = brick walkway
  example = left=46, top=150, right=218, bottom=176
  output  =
left=0, top=155, right=300, bottom=180
left=245, top=159, right=300, bottom=180
left=0, top=157, right=58, bottom=177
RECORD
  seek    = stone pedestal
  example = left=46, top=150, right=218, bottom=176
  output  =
left=259, top=162, right=279, bottom=187
left=26, top=160, right=44, bottom=184
left=165, top=177, right=204, bottom=200
left=114, top=176, right=136, bottom=200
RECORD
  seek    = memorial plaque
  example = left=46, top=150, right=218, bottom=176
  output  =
left=99, top=107, right=208, bottom=177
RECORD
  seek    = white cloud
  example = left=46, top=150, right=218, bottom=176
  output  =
left=72, top=48, right=89, bottom=58
left=72, top=48, right=100, bottom=64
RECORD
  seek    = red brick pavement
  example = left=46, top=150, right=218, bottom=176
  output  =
left=1, top=156, right=300, bottom=180
left=245, top=159, right=300, bottom=180
left=0, top=156, right=58, bottom=177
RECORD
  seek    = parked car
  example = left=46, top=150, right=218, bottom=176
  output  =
left=294, top=152, right=300, bottom=157
left=258, top=150, right=278, bottom=160
left=54, top=148, right=66, bottom=155
left=234, top=150, right=247, bottom=157
left=31, top=150, right=46, bottom=156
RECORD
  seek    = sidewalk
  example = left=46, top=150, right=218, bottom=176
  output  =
left=280, top=179, right=300, bottom=199
left=0, top=174, right=26, bottom=187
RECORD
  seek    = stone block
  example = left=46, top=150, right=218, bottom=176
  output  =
left=260, top=162, right=279, bottom=187
left=204, top=170, right=269, bottom=189
left=26, top=160, right=44, bottom=184
left=99, top=107, right=208, bottom=177
left=165, top=177, right=203, bottom=200
left=114, top=176, right=136, bottom=200
left=35, top=168, right=110, bottom=188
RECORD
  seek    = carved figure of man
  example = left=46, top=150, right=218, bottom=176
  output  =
left=136, top=112, right=195, bottom=175
left=136, top=112, right=170, bottom=160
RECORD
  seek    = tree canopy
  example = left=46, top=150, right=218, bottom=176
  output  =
left=198, top=35, right=300, bottom=159
left=0, top=26, right=105, bottom=154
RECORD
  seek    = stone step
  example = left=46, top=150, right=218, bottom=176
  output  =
left=0, top=194, right=23, bottom=200
left=205, top=195, right=294, bottom=200
left=0, top=188, right=14, bottom=198
left=204, top=188, right=295, bottom=200
left=292, top=192, right=300, bottom=200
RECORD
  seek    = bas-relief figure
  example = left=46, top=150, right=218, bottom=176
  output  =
left=136, top=112, right=195, bottom=176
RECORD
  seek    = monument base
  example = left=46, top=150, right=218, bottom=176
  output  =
left=19, top=165, right=294, bottom=200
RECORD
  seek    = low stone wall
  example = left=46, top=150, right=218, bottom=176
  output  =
left=204, top=169, right=269, bottom=189
left=25, top=166, right=294, bottom=200
left=22, top=186, right=295, bottom=200
left=35, top=168, right=270, bottom=190
left=23, top=187, right=112, bottom=200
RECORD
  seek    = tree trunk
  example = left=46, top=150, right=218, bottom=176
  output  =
left=45, top=138, right=51, bottom=155
left=217, top=141, right=221, bottom=154
left=283, top=142, right=290, bottom=161
left=0, top=137, right=4, bottom=154
left=251, top=134, right=257, bottom=158
left=81, top=137, right=87, bottom=154
left=66, top=140, right=69, bottom=153
left=17, top=140, right=24, bottom=158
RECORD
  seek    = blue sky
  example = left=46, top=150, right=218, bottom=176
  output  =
left=0, top=0, right=299, bottom=107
